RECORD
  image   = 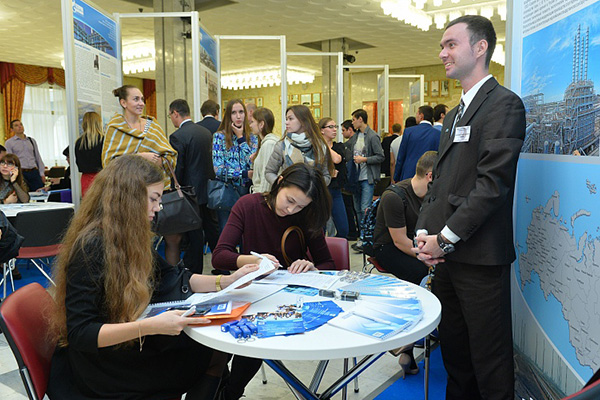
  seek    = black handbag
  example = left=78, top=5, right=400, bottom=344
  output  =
left=207, top=178, right=242, bottom=211
left=153, top=159, right=202, bottom=236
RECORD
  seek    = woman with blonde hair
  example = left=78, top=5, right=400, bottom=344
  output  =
left=212, top=99, right=258, bottom=231
left=75, top=111, right=104, bottom=195
left=47, top=155, right=259, bottom=399
left=249, top=107, right=278, bottom=193
left=264, top=104, right=333, bottom=186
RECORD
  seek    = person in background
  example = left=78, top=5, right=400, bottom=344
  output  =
left=5, top=119, right=45, bottom=191
left=250, top=107, right=278, bottom=194
left=0, top=153, right=30, bottom=205
left=340, top=120, right=359, bottom=240
left=212, top=99, right=258, bottom=232
left=102, top=85, right=177, bottom=188
left=433, top=103, right=449, bottom=132
left=75, top=111, right=104, bottom=196
left=393, top=105, right=440, bottom=183
left=212, top=163, right=334, bottom=400
left=405, top=116, right=417, bottom=129
left=347, top=109, right=384, bottom=251
left=48, top=147, right=71, bottom=202
left=198, top=99, right=221, bottom=134
left=319, top=117, right=348, bottom=238
left=265, top=104, right=333, bottom=186
left=167, top=99, right=218, bottom=274
left=387, top=123, right=402, bottom=179
left=0, top=145, right=6, bottom=158
left=245, top=103, right=257, bottom=121
left=47, top=155, right=259, bottom=399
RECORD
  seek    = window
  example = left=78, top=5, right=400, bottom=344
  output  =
left=21, top=83, right=69, bottom=167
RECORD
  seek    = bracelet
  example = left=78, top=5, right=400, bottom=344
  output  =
left=216, top=274, right=223, bottom=291
left=138, top=322, right=145, bottom=352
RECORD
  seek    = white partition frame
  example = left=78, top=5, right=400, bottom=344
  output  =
left=115, top=12, right=202, bottom=120
left=345, top=65, right=389, bottom=134
left=287, top=52, right=344, bottom=140
left=215, top=36, right=287, bottom=132
left=389, top=74, right=425, bottom=117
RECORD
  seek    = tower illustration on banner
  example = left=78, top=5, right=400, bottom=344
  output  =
left=522, top=25, right=600, bottom=156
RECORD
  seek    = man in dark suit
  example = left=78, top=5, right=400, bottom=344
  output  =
left=414, top=16, right=525, bottom=400
left=197, top=99, right=221, bottom=134
left=393, top=105, right=440, bottom=182
left=168, top=99, right=220, bottom=274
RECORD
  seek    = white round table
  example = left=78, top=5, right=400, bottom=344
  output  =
left=186, top=280, right=441, bottom=399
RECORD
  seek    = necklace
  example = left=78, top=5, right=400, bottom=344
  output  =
left=125, top=116, right=144, bottom=131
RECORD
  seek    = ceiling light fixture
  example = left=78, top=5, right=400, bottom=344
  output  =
left=380, top=0, right=506, bottom=31
left=221, top=66, right=316, bottom=90
left=122, top=40, right=156, bottom=75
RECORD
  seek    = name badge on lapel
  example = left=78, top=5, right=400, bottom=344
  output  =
left=453, top=126, right=471, bottom=143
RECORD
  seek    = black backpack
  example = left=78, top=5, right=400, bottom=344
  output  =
left=359, top=184, right=408, bottom=256
left=0, top=211, right=24, bottom=264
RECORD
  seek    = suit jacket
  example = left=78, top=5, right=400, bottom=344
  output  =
left=197, top=116, right=221, bottom=134
left=393, top=122, right=440, bottom=182
left=169, top=121, right=215, bottom=204
left=416, top=78, right=526, bottom=265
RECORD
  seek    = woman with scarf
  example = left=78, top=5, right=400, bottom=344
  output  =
left=264, top=105, right=332, bottom=186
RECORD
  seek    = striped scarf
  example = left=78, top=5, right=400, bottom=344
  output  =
left=102, top=114, right=177, bottom=189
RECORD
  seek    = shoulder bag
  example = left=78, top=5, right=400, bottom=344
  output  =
left=153, top=158, right=202, bottom=236
left=280, top=226, right=307, bottom=268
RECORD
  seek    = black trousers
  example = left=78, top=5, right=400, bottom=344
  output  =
left=432, top=260, right=514, bottom=400
left=22, top=169, right=44, bottom=191
left=342, top=192, right=359, bottom=239
left=184, top=204, right=220, bottom=274
left=374, top=243, right=429, bottom=285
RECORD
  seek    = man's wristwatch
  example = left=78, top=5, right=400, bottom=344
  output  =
left=437, top=233, right=455, bottom=254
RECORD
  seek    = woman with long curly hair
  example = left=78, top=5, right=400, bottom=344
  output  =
left=264, top=104, right=333, bottom=187
left=212, top=99, right=258, bottom=231
left=47, top=155, right=259, bottom=399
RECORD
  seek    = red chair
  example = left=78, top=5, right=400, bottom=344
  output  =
left=9, top=207, right=74, bottom=287
left=324, top=236, right=350, bottom=271
left=562, top=378, right=600, bottom=399
left=365, top=256, right=390, bottom=274
left=0, top=283, right=57, bottom=400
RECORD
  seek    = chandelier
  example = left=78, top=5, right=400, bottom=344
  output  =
left=221, top=66, right=316, bottom=90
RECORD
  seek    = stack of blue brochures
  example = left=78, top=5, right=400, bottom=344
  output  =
left=337, top=275, right=416, bottom=298
left=327, top=296, right=423, bottom=340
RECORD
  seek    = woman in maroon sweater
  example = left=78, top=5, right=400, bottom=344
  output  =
left=213, top=163, right=334, bottom=272
left=212, top=163, right=334, bottom=400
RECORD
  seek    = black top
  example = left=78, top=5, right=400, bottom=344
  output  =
left=381, top=134, right=398, bottom=177
left=75, top=138, right=104, bottom=173
left=47, top=238, right=212, bottom=399
left=373, top=179, right=423, bottom=247
left=329, top=142, right=347, bottom=190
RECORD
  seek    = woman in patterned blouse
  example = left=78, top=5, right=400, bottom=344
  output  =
left=212, top=99, right=258, bottom=232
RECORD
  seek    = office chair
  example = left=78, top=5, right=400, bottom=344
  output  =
left=8, top=207, right=74, bottom=286
left=0, top=283, right=57, bottom=400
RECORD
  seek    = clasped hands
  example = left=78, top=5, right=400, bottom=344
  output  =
left=412, top=233, right=446, bottom=266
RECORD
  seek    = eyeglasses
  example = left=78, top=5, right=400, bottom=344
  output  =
left=0, top=161, right=15, bottom=167
left=324, top=124, right=338, bottom=129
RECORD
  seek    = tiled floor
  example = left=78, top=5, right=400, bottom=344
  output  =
left=0, top=245, right=417, bottom=399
